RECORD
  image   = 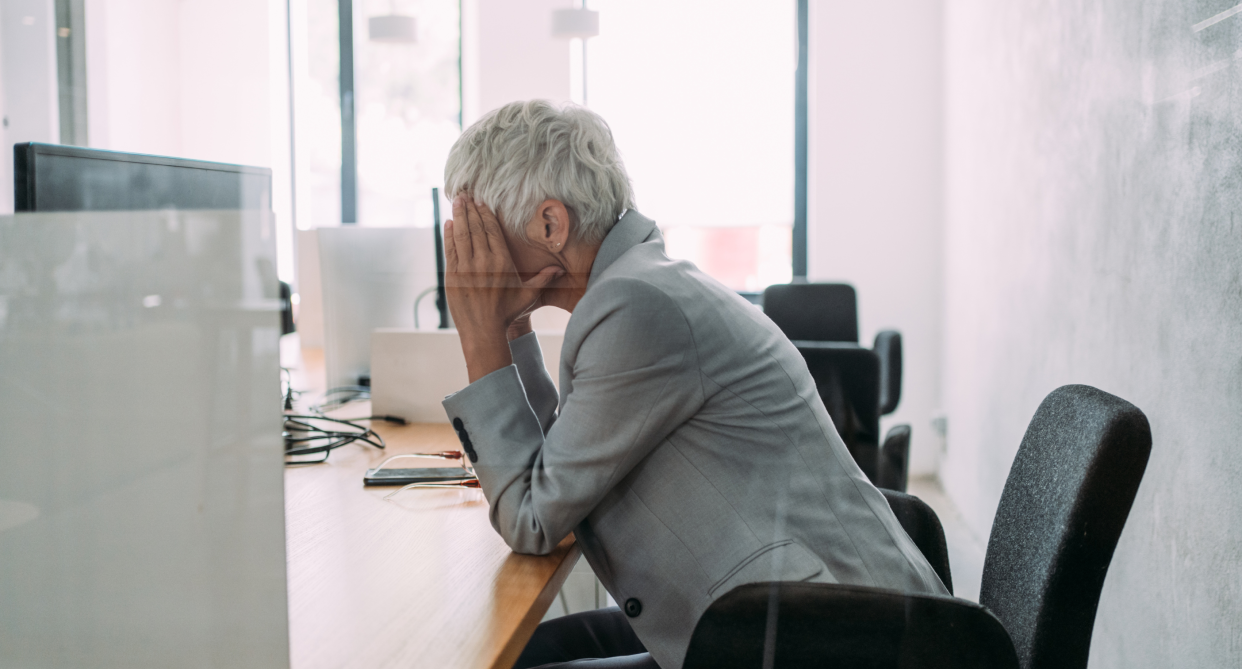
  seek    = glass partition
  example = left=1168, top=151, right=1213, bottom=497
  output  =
left=0, top=210, right=288, bottom=668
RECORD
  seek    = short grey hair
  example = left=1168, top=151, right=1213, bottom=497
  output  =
left=444, top=100, right=635, bottom=245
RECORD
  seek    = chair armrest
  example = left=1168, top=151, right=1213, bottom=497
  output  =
left=880, top=484, right=952, bottom=594
left=878, top=424, right=911, bottom=493
left=873, top=330, right=903, bottom=415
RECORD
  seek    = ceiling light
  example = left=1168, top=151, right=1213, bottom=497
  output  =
left=369, top=14, right=416, bottom=43
left=551, top=8, right=599, bottom=39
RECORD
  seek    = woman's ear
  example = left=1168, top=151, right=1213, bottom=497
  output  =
left=526, top=199, right=572, bottom=253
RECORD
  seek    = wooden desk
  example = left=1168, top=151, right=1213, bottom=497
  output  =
left=285, top=348, right=579, bottom=669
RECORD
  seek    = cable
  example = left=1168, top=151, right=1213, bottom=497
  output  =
left=362, top=415, right=408, bottom=424
left=413, top=285, right=437, bottom=329
left=309, top=386, right=371, bottom=414
left=282, top=413, right=387, bottom=465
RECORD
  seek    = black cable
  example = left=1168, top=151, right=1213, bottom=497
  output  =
left=362, top=415, right=408, bottom=424
left=282, top=413, right=387, bottom=465
left=285, top=451, right=331, bottom=465
left=323, top=385, right=371, bottom=395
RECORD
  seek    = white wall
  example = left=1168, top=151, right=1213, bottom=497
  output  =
left=461, top=0, right=574, bottom=331
left=83, top=0, right=293, bottom=279
left=85, top=0, right=279, bottom=165
left=942, top=1, right=1242, bottom=666
left=0, top=0, right=60, bottom=213
left=86, top=0, right=182, bottom=155
left=807, top=0, right=945, bottom=476
left=462, top=0, right=571, bottom=125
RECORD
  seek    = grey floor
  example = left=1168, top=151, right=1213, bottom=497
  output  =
left=543, top=475, right=986, bottom=624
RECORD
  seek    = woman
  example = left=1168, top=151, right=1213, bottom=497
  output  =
left=441, top=101, right=946, bottom=669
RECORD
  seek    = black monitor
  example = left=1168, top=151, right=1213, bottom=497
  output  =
left=14, top=142, right=271, bottom=212
left=431, top=187, right=449, bottom=329
left=13, top=142, right=293, bottom=333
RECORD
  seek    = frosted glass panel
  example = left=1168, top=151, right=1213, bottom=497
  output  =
left=0, top=211, right=288, bottom=669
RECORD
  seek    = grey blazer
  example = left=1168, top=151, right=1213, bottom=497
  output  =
left=443, top=210, right=947, bottom=669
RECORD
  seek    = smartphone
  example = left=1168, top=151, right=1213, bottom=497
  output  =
left=363, top=466, right=473, bottom=486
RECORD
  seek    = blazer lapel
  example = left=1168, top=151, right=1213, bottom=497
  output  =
left=587, top=210, right=659, bottom=290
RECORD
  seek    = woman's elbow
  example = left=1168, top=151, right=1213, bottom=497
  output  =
left=495, top=513, right=559, bottom=555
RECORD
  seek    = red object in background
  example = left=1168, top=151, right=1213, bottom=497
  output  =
left=700, top=227, right=761, bottom=290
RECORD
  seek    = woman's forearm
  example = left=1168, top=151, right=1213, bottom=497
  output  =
left=460, top=329, right=514, bottom=384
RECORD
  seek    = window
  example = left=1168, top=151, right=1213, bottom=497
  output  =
left=584, top=0, right=797, bottom=291
left=293, top=0, right=461, bottom=231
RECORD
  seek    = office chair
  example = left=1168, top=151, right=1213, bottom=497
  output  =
left=684, top=384, right=1149, bottom=669
left=762, top=283, right=908, bottom=490
left=279, top=280, right=296, bottom=336
left=979, top=384, right=1151, bottom=669
left=880, top=488, right=952, bottom=594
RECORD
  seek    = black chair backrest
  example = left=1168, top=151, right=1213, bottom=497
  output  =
left=873, top=330, right=902, bottom=414
left=877, top=424, right=911, bottom=492
left=881, top=488, right=952, bottom=594
left=980, top=385, right=1152, bottom=669
left=684, top=582, right=1018, bottom=669
left=794, top=343, right=881, bottom=479
left=763, top=283, right=858, bottom=343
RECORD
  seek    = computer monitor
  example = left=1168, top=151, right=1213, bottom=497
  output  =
left=317, top=226, right=439, bottom=392
left=432, top=187, right=450, bottom=329
left=13, top=142, right=294, bottom=334
left=14, top=142, right=272, bottom=212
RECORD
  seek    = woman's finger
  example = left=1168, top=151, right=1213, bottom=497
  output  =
left=476, top=201, right=507, bottom=252
left=443, top=219, right=458, bottom=270
left=522, top=266, right=565, bottom=297
left=464, top=198, right=491, bottom=258
left=451, top=196, right=473, bottom=261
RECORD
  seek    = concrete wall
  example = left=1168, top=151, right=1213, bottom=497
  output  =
left=941, top=1, right=1242, bottom=666
left=807, top=0, right=946, bottom=476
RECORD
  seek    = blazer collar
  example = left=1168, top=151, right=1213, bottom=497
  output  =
left=587, top=209, right=658, bottom=289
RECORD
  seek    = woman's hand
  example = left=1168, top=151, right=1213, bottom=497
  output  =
left=444, top=195, right=562, bottom=382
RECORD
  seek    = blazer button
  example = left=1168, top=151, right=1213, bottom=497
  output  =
left=624, top=598, right=642, bottom=618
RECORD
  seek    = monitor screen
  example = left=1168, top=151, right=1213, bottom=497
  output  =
left=14, top=142, right=271, bottom=212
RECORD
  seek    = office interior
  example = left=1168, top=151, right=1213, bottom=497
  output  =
left=1, top=0, right=1238, bottom=668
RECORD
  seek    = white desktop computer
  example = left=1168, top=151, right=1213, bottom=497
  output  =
left=316, top=226, right=439, bottom=392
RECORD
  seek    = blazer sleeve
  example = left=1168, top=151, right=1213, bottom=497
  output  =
left=508, top=331, right=559, bottom=434
left=442, top=278, right=704, bottom=555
